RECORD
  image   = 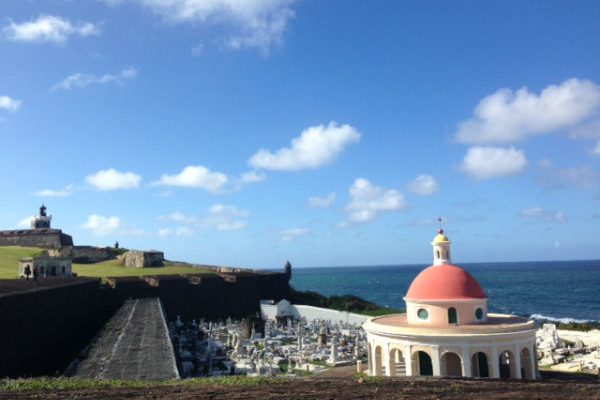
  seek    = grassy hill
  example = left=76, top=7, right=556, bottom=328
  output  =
left=73, top=259, right=213, bottom=278
left=0, top=246, right=44, bottom=279
left=0, top=246, right=214, bottom=280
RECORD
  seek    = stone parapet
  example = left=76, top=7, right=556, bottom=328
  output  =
left=0, top=229, right=73, bottom=248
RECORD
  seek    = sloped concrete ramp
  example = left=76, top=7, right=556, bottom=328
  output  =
left=72, top=297, right=179, bottom=380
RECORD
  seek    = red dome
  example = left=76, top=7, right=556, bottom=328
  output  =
left=405, top=264, right=487, bottom=300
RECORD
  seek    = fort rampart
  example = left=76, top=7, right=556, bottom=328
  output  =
left=0, top=270, right=290, bottom=378
left=0, top=229, right=73, bottom=248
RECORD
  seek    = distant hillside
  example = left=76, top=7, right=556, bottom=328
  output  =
left=0, top=246, right=43, bottom=279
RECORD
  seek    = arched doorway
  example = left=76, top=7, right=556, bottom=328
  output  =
left=498, top=350, right=517, bottom=379
left=448, top=307, right=458, bottom=324
left=414, top=351, right=433, bottom=376
left=441, top=352, right=462, bottom=377
left=374, top=346, right=383, bottom=376
left=471, top=352, right=489, bottom=378
left=388, top=348, right=406, bottom=376
left=520, top=347, right=533, bottom=379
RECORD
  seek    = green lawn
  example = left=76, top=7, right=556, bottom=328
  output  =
left=0, top=246, right=214, bottom=280
left=73, top=259, right=214, bottom=278
left=0, top=246, right=43, bottom=279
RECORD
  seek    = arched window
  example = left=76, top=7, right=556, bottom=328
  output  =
left=475, top=307, right=484, bottom=320
left=436, top=250, right=440, bottom=259
left=448, top=307, right=458, bottom=324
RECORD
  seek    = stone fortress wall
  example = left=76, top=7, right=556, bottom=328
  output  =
left=0, top=270, right=291, bottom=378
left=0, top=229, right=73, bottom=248
left=47, top=246, right=116, bottom=264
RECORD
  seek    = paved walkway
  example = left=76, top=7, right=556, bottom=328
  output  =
left=72, top=298, right=179, bottom=380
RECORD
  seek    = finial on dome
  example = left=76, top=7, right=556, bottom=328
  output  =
left=438, top=228, right=443, bottom=234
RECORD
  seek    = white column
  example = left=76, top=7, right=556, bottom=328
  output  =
left=404, top=345, right=413, bottom=376
left=431, top=346, right=441, bottom=376
left=384, top=343, right=391, bottom=377
left=491, top=348, right=500, bottom=379
left=462, top=347, right=472, bottom=378
left=369, top=342, right=375, bottom=376
left=513, top=344, right=522, bottom=379
left=530, top=342, right=537, bottom=380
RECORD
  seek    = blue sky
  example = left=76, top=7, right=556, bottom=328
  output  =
left=1, top=1, right=599, bottom=268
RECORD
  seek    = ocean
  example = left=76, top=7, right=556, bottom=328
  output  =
left=290, top=260, right=600, bottom=323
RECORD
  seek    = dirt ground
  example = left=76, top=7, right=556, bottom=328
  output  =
left=1, top=375, right=599, bottom=400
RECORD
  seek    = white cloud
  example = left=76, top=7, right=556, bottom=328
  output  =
left=81, top=214, right=122, bottom=236
left=81, top=214, right=146, bottom=236
left=460, top=146, right=527, bottom=180
left=308, top=193, right=336, bottom=208
left=406, top=175, right=439, bottom=196
left=0, top=96, right=22, bottom=112
left=346, top=178, right=406, bottom=223
left=536, top=160, right=600, bottom=190
left=159, top=211, right=196, bottom=224
left=3, top=15, right=100, bottom=43
left=591, top=141, right=600, bottom=156
left=521, top=207, right=568, bottom=224
left=157, top=165, right=228, bottom=193
left=159, top=226, right=195, bottom=237
left=105, top=0, right=295, bottom=53
left=52, top=67, right=137, bottom=91
left=456, top=78, right=600, bottom=144
left=33, top=184, right=74, bottom=198
left=239, top=170, right=266, bottom=184
left=86, top=168, right=141, bottom=191
left=281, top=227, right=309, bottom=241
left=203, top=204, right=248, bottom=230
left=249, top=122, right=360, bottom=171
left=191, top=43, right=204, bottom=57
left=16, top=216, right=33, bottom=229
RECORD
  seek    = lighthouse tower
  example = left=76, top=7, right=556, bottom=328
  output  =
left=31, top=204, right=52, bottom=229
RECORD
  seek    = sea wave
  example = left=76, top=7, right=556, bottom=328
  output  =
left=529, top=313, right=599, bottom=324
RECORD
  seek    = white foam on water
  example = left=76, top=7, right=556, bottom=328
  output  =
left=529, top=313, right=598, bottom=324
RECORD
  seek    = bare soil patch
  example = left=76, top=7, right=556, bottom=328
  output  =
left=1, top=375, right=598, bottom=400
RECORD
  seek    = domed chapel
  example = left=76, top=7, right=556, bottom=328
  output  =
left=363, top=230, right=538, bottom=379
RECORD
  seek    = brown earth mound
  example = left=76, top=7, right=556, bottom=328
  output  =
left=1, top=375, right=599, bottom=400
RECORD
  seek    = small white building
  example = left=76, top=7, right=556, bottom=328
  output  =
left=19, top=256, right=72, bottom=278
left=363, top=229, right=538, bottom=379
